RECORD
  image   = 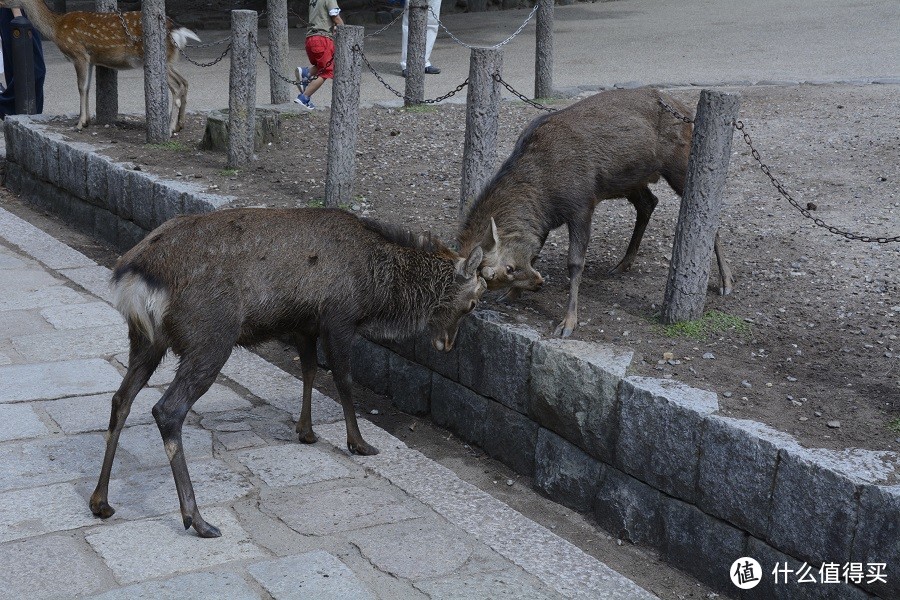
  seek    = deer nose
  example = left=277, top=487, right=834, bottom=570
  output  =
left=532, top=273, right=545, bottom=288
left=481, top=266, right=496, bottom=281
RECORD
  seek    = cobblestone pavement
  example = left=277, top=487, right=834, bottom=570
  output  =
left=0, top=204, right=652, bottom=599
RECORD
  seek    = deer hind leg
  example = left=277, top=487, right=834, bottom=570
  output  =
left=714, top=230, right=733, bottom=295
left=152, top=345, right=232, bottom=538
left=292, top=332, right=319, bottom=444
left=554, top=209, right=595, bottom=338
left=90, top=327, right=166, bottom=519
left=74, top=60, right=93, bottom=130
left=610, top=186, right=659, bottom=275
left=321, top=319, right=378, bottom=456
left=167, top=67, right=189, bottom=134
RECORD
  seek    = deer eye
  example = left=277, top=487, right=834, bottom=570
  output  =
left=506, top=265, right=515, bottom=275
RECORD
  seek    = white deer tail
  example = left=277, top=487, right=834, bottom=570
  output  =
left=113, top=272, right=169, bottom=345
left=170, top=27, right=201, bottom=50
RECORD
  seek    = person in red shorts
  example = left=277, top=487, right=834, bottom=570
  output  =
left=294, top=0, right=344, bottom=109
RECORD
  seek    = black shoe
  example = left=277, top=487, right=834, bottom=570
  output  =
left=424, top=65, right=441, bottom=74
left=401, top=68, right=407, bottom=77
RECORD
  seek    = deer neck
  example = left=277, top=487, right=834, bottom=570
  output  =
left=16, top=1, right=60, bottom=42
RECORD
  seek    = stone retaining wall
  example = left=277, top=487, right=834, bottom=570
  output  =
left=4, top=115, right=897, bottom=599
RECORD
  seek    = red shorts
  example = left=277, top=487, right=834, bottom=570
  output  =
left=305, top=36, right=335, bottom=79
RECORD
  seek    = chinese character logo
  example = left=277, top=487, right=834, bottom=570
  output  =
left=730, top=557, right=762, bottom=590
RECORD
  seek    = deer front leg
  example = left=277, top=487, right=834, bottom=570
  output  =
left=554, top=213, right=594, bottom=338
left=322, top=321, right=378, bottom=456
left=74, top=59, right=93, bottom=130
left=293, top=333, right=319, bottom=444
left=610, top=187, right=658, bottom=275
left=714, top=230, right=733, bottom=295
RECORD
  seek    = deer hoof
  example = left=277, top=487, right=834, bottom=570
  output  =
left=189, top=515, right=222, bottom=538
left=90, top=500, right=116, bottom=519
left=297, top=428, right=318, bottom=444
left=553, top=319, right=575, bottom=338
left=348, top=439, right=379, bottom=456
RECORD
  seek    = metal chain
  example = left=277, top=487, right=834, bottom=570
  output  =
left=492, top=73, right=555, bottom=112
left=179, top=42, right=232, bottom=67
left=185, top=37, right=230, bottom=49
left=365, top=11, right=403, bottom=38
left=656, top=98, right=899, bottom=244
left=114, top=9, right=142, bottom=45
left=355, top=44, right=468, bottom=104
left=431, top=3, right=538, bottom=49
left=253, top=37, right=332, bottom=87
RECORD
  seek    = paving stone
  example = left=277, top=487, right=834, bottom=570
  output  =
left=696, top=416, right=798, bottom=539
left=78, top=459, right=254, bottom=521
left=530, top=339, right=632, bottom=462
left=190, top=383, right=254, bottom=414
left=89, top=571, right=261, bottom=600
left=40, top=301, right=122, bottom=330
left=414, top=568, right=559, bottom=600
left=0, top=209, right=96, bottom=269
left=388, top=351, right=431, bottom=416
left=236, top=443, right=351, bottom=487
left=11, top=324, right=127, bottom=362
left=0, top=247, right=26, bottom=269
left=264, top=484, right=420, bottom=536
left=483, top=399, right=538, bottom=476
left=616, top=376, right=718, bottom=503
left=315, top=419, right=408, bottom=457
left=457, top=312, right=540, bottom=413
left=220, top=347, right=343, bottom=423
left=0, top=307, right=54, bottom=338
left=0, top=433, right=113, bottom=492
left=60, top=265, right=117, bottom=304
left=431, top=373, right=489, bottom=447
left=85, top=506, right=265, bottom=584
left=350, top=335, right=390, bottom=395
left=217, top=430, right=266, bottom=450
left=0, top=534, right=113, bottom=599
left=0, top=352, right=11, bottom=365
left=534, top=428, right=603, bottom=513
left=43, top=388, right=162, bottom=434
left=593, top=464, right=665, bottom=547
left=0, top=358, right=122, bottom=403
left=0, top=266, right=61, bottom=292
left=768, top=446, right=861, bottom=566
left=118, top=424, right=213, bottom=468
left=0, top=403, right=51, bottom=442
left=0, top=285, right=90, bottom=312
left=851, top=484, right=900, bottom=598
left=248, top=551, right=375, bottom=600
left=349, top=519, right=474, bottom=580
left=0, top=483, right=99, bottom=542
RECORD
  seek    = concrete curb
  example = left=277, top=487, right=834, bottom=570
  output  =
left=4, top=115, right=896, bottom=599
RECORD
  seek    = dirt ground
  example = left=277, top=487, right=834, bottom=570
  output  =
left=33, top=82, right=900, bottom=456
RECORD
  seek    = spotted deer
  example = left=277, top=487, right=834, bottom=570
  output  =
left=90, top=208, right=486, bottom=538
left=0, top=0, right=199, bottom=133
left=458, top=87, right=732, bottom=337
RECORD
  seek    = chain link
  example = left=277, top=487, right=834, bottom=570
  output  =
left=656, top=98, right=898, bottom=244
left=431, top=3, right=538, bottom=49
left=179, top=41, right=232, bottom=67
left=365, top=11, right=403, bottom=38
left=355, top=44, right=468, bottom=104
left=114, top=9, right=142, bottom=45
left=492, top=73, right=555, bottom=112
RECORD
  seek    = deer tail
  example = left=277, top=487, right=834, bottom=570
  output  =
left=112, top=270, right=169, bottom=345
left=170, top=27, right=201, bottom=49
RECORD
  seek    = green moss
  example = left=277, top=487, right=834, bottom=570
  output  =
left=218, top=168, right=239, bottom=177
left=662, top=310, right=751, bottom=340
left=888, top=418, right=900, bottom=433
left=146, top=141, right=189, bottom=152
left=307, top=198, right=325, bottom=208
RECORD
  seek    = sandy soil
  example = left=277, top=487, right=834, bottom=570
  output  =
left=40, top=82, right=900, bottom=453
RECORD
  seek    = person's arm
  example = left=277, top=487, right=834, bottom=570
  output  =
left=331, top=14, right=344, bottom=27
left=12, top=9, right=22, bottom=17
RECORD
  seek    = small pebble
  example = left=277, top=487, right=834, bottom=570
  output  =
left=786, top=376, right=798, bottom=382
left=799, top=416, right=809, bottom=422
left=814, top=411, right=822, bottom=417
left=723, top=391, right=733, bottom=398
left=741, top=380, right=752, bottom=388
left=370, top=409, right=380, bottom=415
left=506, top=479, right=514, bottom=486
left=827, top=420, right=841, bottom=429
left=703, top=352, right=715, bottom=360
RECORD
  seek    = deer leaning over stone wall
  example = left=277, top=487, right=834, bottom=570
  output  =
left=89, top=208, right=486, bottom=537
left=0, top=0, right=200, bottom=134
left=458, top=87, right=733, bottom=338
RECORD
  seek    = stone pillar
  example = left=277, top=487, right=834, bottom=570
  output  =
left=404, top=0, right=427, bottom=106
left=325, top=26, right=364, bottom=207
left=95, top=0, right=118, bottom=124
left=142, top=0, right=169, bottom=142
left=267, top=0, right=291, bottom=104
left=228, top=10, right=258, bottom=168
left=460, top=47, right=502, bottom=216
left=535, top=0, right=554, bottom=99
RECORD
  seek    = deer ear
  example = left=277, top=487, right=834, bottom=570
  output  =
left=490, top=217, right=501, bottom=250
left=461, top=245, right=484, bottom=279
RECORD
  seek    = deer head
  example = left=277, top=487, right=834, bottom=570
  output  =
left=478, top=218, right=545, bottom=293
left=430, top=246, right=486, bottom=351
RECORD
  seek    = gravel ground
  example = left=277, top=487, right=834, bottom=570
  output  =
left=48, top=82, right=900, bottom=453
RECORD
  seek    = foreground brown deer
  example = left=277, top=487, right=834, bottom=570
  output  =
left=0, top=0, right=199, bottom=133
left=458, top=87, right=732, bottom=337
left=89, top=208, right=485, bottom=538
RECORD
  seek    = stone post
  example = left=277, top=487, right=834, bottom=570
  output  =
left=460, top=47, right=502, bottom=216
left=662, top=90, right=741, bottom=324
left=95, top=0, right=118, bottom=124
left=404, top=0, right=427, bottom=107
left=228, top=10, right=258, bottom=168
left=267, top=0, right=291, bottom=104
left=142, top=0, right=169, bottom=142
left=9, top=17, right=36, bottom=115
left=535, top=0, right=553, bottom=99
left=325, top=26, right=364, bottom=208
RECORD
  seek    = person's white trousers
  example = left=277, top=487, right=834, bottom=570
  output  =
left=400, top=0, right=442, bottom=69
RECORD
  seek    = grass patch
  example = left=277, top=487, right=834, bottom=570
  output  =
left=662, top=310, right=751, bottom=340
left=888, top=418, right=900, bottom=433
left=146, top=141, right=188, bottom=152
left=218, top=168, right=239, bottom=177
left=307, top=198, right=325, bottom=208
